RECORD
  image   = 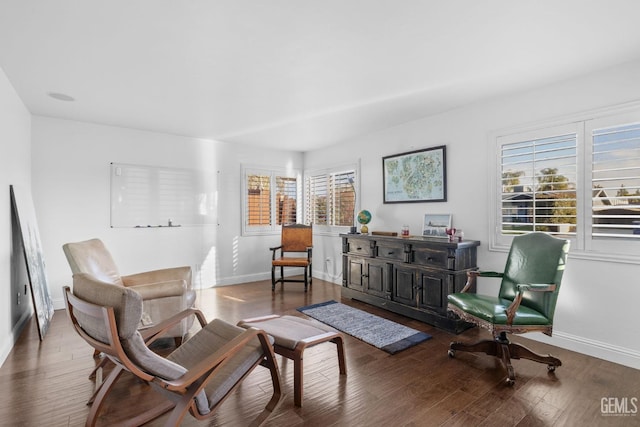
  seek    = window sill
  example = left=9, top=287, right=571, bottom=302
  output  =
left=489, top=242, right=640, bottom=265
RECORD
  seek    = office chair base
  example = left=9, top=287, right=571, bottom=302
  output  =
left=448, top=332, right=561, bottom=385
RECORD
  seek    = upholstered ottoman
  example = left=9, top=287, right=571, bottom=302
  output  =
left=237, top=314, right=346, bottom=406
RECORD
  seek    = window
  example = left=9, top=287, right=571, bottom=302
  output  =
left=590, top=123, right=640, bottom=239
left=242, top=166, right=300, bottom=235
left=305, top=165, right=358, bottom=233
left=500, top=129, right=578, bottom=236
left=492, top=105, right=640, bottom=263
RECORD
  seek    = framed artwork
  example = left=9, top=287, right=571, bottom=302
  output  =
left=10, top=185, right=54, bottom=340
left=382, top=145, right=446, bottom=203
left=422, top=214, right=452, bottom=238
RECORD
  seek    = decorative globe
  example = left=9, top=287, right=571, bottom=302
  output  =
left=357, top=210, right=372, bottom=234
left=357, top=210, right=372, bottom=225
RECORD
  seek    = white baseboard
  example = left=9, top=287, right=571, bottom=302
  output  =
left=57, top=273, right=639, bottom=371
left=197, top=269, right=343, bottom=289
left=0, top=309, right=33, bottom=367
left=526, top=330, right=640, bottom=370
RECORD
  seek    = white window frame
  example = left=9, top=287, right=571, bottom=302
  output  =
left=241, top=165, right=301, bottom=236
left=491, top=102, right=640, bottom=264
left=304, top=161, right=360, bottom=236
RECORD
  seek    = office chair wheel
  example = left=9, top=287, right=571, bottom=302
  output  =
left=447, top=349, right=455, bottom=358
left=547, top=364, right=556, bottom=372
left=506, top=377, right=515, bottom=386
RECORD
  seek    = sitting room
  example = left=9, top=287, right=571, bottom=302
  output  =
left=1, top=2, right=639, bottom=425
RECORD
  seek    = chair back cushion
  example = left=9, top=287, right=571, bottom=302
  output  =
left=72, top=273, right=142, bottom=342
left=63, top=238, right=124, bottom=286
left=499, top=232, right=569, bottom=319
left=281, top=224, right=312, bottom=252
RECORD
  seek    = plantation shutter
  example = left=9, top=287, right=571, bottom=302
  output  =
left=306, top=174, right=328, bottom=225
left=246, top=173, right=271, bottom=226
left=591, top=123, right=640, bottom=239
left=500, top=133, right=577, bottom=235
left=332, top=171, right=356, bottom=227
left=276, top=176, right=297, bottom=225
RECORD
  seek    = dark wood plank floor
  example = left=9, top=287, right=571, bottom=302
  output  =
left=1, top=279, right=637, bottom=426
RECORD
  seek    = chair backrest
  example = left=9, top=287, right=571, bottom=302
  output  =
left=63, top=238, right=124, bottom=286
left=65, top=276, right=189, bottom=381
left=499, top=232, right=570, bottom=320
left=281, top=224, right=312, bottom=253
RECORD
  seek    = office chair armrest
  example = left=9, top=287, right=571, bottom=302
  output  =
left=460, top=270, right=503, bottom=293
left=505, top=283, right=557, bottom=325
left=516, top=283, right=557, bottom=292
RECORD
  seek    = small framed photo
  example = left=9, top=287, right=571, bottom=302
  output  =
left=422, top=214, right=452, bottom=238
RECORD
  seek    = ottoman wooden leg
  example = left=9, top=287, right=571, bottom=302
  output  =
left=293, top=350, right=304, bottom=407
left=333, top=335, right=347, bottom=376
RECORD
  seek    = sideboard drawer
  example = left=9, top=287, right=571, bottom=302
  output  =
left=412, top=247, right=449, bottom=269
left=375, top=243, right=405, bottom=262
left=346, top=238, right=374, bottom=257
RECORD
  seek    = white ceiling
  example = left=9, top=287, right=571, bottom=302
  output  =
left=2, top=1, right=640, bottom=152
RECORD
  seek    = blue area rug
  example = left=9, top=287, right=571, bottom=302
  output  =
left=297, top=300, right=431, bottom=354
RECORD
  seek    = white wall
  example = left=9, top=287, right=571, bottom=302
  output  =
left=31, top=117, right=303, bottom=311
left=306, top=59, right=640, bottom=369
left=7, top=59, right=640, bottom=370
left=0, top=66, right=32, bottom=365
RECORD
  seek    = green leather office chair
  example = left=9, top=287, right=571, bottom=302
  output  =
left=447, top=232, right=570, bottom=385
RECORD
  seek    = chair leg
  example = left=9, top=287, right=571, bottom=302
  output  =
left=332, top=335, right=347, bottom=376
left=86, top=365, right=124, bottom=427
left=448, top=332, right=561, bottom=385
left=304, top=267, right=308, bottom=292
left=292, top=349, right=304, bottom=407
left=271, top=266, right=276, bottom=291
left=507, top=341, right=562, bottom=369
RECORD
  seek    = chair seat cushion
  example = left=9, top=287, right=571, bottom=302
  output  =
left=238, top=315, right=338, bottom=350
left=167, top=319, right=272, bottom=415
left=448, top=293, right=551, bottom=326
left=272, top=257, right=310, bottom=267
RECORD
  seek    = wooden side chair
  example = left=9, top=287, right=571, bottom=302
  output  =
left=270, top=224, right=313, bottom=292
left=447, top=232, right=570, bottom=385
left=63, top=273, right=282, bottom=427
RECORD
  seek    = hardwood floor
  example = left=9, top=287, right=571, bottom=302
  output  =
left=1, top=279, right=638, bottom=426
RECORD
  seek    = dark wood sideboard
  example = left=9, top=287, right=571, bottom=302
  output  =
left=340, top=234, right=480, bottom=334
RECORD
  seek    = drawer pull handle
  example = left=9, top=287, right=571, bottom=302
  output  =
left=356, top=247, right=362, bottom=250
left=387, top=251, right=394, bottom=255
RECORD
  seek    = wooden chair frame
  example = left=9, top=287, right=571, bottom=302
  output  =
left=64, top=286, right=282, bottom=427
left=270, top=224, right=313, bottom=292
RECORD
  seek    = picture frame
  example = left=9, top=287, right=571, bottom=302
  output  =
left=382, top=145, right=446, bottom=203
left=10, top=185, right=54, bottom=340
left=422, top=214, right=452, bottom=238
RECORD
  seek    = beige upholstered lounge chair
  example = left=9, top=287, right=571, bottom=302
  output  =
left=63, top=277, right=282, bottom=427
left=63, top=238, right=196, bottom=343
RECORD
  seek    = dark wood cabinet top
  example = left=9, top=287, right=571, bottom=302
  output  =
left=340, top=233, right=480, bottom=249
